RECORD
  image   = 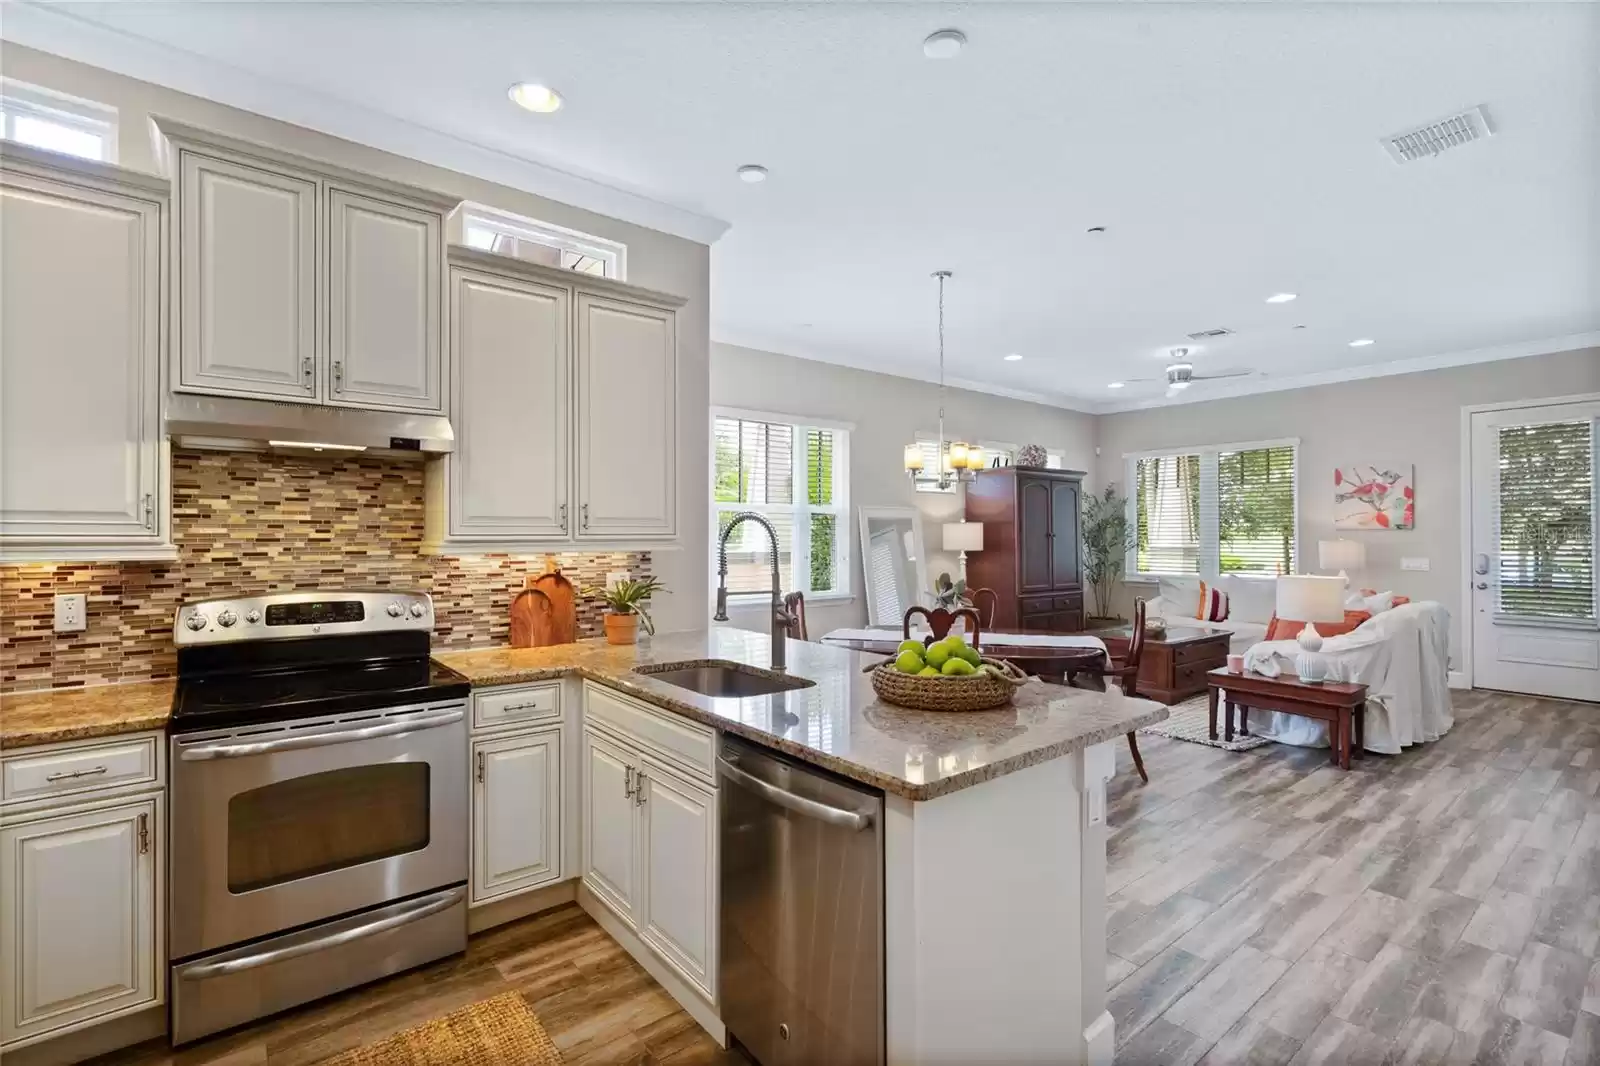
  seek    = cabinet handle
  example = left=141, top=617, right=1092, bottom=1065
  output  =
left=142, top=494, right=155, bottom=530
left=624, top=764, right=635, bottom=798
left=634, top=771, right=647, bottom=807
left=137, top=812, right=150, bottom=855
left=581, top=504, right=589, bottom=531
left=332, top=361, right=343, bottom=393
left=475, top=751, right=485, bottom=783
left=302, top=356, right=314, bottom=391
left=502, top=701, right=544, bottom=714
left=45, top=765, right=108, bottom=783
left=560, top=503, right=568, bottom=532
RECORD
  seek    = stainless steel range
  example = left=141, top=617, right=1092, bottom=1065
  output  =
left=166, top=590, right=470, bottom=1045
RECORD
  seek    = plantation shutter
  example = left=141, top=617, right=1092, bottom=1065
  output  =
left=1218, top=444, right=1298, bottom=575
left=1494, top=420, right=1595, bottom=622
left=1135, top=454, right=1203, bottom=574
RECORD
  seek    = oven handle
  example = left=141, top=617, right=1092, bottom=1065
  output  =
left=717, top=756, right=874, bottom=831
left=178, top=708, right=464, bottom=761
left=178, top=886, right=466, bottom=981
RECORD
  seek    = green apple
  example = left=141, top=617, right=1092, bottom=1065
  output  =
left=918, top=666, right=942, bottom=677
left=941, top=657, right=976, bottom=676
left=894, top=650, right=925, bottom=674
left=924, top=643, right=952, bottom=669
left=957, top=644, right=982, bottom=666
left=898, top=639, right=925, bottom=656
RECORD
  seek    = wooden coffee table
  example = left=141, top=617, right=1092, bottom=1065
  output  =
left=1095, top=625, right=1231, bottom=704
left=1206, top=668, right=1369, bottom=770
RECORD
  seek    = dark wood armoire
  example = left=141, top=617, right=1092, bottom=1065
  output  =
left=963, top=467, right=1086, bottom=632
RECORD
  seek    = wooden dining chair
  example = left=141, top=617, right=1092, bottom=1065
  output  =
left=969, top=587, right=999, bottom=629
left=1076, top=599, right=1151, bottom=783
left=782, top=591, right=809, bottom=641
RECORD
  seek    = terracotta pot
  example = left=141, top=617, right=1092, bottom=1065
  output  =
left=604, top=612, right=639, bottom=645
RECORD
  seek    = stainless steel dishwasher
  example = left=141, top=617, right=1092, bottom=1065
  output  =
left=718, top=735, right=884, bottom=1066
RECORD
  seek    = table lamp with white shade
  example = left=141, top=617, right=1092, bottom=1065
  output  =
left=1318, top=539, right=1366, bottom=588
left=943, top=521, right=983, bottom=579
left=1275, top=575, right=1346, bottom=683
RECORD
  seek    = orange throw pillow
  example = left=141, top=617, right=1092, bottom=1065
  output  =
left=1265, top=610, right=1372, bottom=642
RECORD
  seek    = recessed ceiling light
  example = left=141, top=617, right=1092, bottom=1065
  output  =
left=1265, top=292, right=1298, bottom=304
left=923, top=29, right=966, bottom=59
left=1292, top=324, right=1307, bottom=330
left=736, top=164, right=768, bottom=183
left=1348, top=338, right=1376, bottom=347
left=1107, top=382, right=1125, bottom=389
left=507, top=83, right=562, bottom=114
left=1004, top=353, right=1023, bottom=362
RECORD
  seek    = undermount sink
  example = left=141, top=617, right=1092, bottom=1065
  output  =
left=634, top=660, right=816, bottom=699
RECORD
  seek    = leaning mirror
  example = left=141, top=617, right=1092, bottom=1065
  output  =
left=857, top=506, right=929, bottom=626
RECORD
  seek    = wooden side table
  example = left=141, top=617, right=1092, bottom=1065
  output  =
left=1205, top=668, right=1369, bottom=770
left=1095, top=626, right=1230, bottom=704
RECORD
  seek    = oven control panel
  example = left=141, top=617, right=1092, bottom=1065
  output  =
left=175, top=591, right=433, bottom=645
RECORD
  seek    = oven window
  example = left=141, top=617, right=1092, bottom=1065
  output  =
left=227, top=764, right=431, bottom=893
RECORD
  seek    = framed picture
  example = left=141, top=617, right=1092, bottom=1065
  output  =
left=1334, top=464, right=1414, bottom=529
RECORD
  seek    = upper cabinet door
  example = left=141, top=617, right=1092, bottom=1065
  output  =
left=0, top=169, right=163, bottom=544
left=574, top=293, right=677, bottom=538
left=449, top=268, right=570, bottom=539
left=1049, top=477, right=1082, bottom=590
left=327, top=187, right=442, bottom=411
left=178, top=151, right=318, bottom=400
left=1017, top=476, right=1054, bottom=593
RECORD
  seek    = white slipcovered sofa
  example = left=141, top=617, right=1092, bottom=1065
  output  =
left=1142, top=574, right=1277, bottom=652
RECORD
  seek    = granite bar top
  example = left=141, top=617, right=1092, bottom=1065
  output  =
left=1, top=680, right=177, bottom=749
left=435, top=629, right=1170, bottom=801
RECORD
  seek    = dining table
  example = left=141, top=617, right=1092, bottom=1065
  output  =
left=819, top=626, right=1108, bottom=678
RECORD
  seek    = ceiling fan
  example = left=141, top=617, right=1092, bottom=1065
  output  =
left=1124, top=348, right=1257, bottom=398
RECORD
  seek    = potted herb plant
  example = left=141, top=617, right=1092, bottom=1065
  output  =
left=585, top=576, right=667, bottom=645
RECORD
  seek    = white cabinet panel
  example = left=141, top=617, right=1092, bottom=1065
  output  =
left=581, top=728, right=639, bottom=927
left=328, top=188, right=442, bottom=411
left=447, top=268, right=570, bottom=539
left=574, top=293, right=677, bottom=538
left=178, top=151, right=317, bottom=400
left=638, top=757, right=716, bottom=999
left=471, top=729, right=561, bottom=904
left=0, top=165, right=164, bottom=547
left=0, top=798, right=159, bottom=1047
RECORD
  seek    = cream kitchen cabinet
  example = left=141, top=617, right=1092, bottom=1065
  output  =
left=471, top=728, right=562, bottom=905
left=157, top=119, right=452, bottom=413
left=581, top=726, right=642, bottom=927
left=0, top=144, right=172, bottom=563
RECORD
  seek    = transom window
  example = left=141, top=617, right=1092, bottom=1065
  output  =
left=459, top=202, right=625, bottom=280
left=713, top=410, right=851, bottom=602
left=0, top=80, right=117, bottom=163
left=1127, top=439, right=1299, bottom=579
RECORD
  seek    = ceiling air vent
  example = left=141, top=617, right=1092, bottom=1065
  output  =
left=1383, top=105, right=1494, bottom=164
left=1185, top=327, right=1235, bottom=342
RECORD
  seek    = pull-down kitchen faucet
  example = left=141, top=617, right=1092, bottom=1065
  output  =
left=712, top=510, right=795, bottom=670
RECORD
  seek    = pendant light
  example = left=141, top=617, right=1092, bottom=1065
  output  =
left=904, top=270, right=983, bottom=488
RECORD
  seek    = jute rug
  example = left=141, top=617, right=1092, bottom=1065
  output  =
left=321, top=992, right=563, bottom=1065
left=1138, top=693, right=1271, bottom=752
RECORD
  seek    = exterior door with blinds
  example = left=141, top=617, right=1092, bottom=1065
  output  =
left=1469, top=400, right=1599, bottom=701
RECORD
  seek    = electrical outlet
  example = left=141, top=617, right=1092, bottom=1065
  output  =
left=53, top=593, right=87, bottom=633
left=1400, top=557, right=1430, bottom=572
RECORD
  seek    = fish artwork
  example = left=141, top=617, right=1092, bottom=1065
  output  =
left=1334, top=464, right=1414, bottom=530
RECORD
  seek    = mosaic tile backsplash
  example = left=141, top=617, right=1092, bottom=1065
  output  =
left=0, top=450, right=650, bottom=692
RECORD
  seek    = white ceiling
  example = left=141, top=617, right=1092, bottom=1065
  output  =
left=10, top=1, right=1598, bottom=412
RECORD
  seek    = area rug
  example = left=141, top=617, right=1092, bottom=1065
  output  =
left=321, top=992, right=563, bottom=1065
left=1138, top=693, right=1271, bottom=752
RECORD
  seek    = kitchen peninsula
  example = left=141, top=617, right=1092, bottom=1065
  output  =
left=438, top=628, right=1169, bottom=1065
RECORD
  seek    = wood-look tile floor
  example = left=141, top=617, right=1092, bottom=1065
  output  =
left=92, top=688, right=1596, bottom=1066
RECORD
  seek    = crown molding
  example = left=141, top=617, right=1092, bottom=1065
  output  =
left=0, top=1, right=730, bottom=245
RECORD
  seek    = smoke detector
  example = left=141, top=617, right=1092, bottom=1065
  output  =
left=1383, top=105, right=1494, bottom=164
left=1185, top=327, right=1235, bottom=342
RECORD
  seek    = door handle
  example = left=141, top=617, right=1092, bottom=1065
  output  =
left=142, top=493, right=155, bottom=530
left=137, top=812, right=150, bottom=854
left=1476, top=582, right=1491, bottom=590
left=634, top=770, right=647, bottom=806
left=1474, top=552, right=1491, bottom=576
left=475, top=750, right=485, bottom=783
left=560, top=503, right=568, bottom=532
left=624, top=764, right=635, bottom=799
left=581, top=504, right=590, bottom=530
left=302, top=356, right=314, bottom=391
left=179, top=709, right=463, bottom=760
left=717, top=756, right=873, bottom=830
left=45, top=765, right=108, bottom=783
left=332, top=361, right=343, bottom=393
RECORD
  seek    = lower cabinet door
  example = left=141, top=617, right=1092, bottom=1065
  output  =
left=471, top=729, right=562, bottom=904
left=636, top=756, right=716, bottom=1000
left=0, top=797, right=159, bottom=1047
left=581, top=729, right=640, bottom=927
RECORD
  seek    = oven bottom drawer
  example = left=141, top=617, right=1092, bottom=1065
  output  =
left=170, top=884, right=467, bottom=1046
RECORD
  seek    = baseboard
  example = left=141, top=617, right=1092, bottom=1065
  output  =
left=577, top=883, right=726, bottom=1047
left=1, top=1004, right=166, bottom=1066
left=468, top=879, right=577, bottom=934
left=1448, top=671, right=1469, bottom=690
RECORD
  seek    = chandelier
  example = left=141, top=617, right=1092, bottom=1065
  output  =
left=904, top=270, right=983, bottom=489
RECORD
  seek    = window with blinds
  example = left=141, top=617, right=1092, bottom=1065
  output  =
left=1495, top=420, right=1595, bottom=622
left=713, top=414, right=849, bottom=600
left=1128, top=440, right=1299, bottom=578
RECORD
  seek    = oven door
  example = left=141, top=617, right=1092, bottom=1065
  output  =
left=168, top=701, right=468, bottom=960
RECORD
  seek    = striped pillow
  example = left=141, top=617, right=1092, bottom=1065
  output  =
left=1194, top=580, right=1229, bottom=622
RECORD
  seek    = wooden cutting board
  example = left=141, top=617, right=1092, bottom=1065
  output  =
left=509, top=586, right=554, bottom=649
left=530, top=559, right=577, bottom=645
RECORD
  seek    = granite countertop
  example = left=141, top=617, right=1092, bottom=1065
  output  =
left=435, top=629, right=1170, bottom=801
left=1, top=680, right=177, bottom=749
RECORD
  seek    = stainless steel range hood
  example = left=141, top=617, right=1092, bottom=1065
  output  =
left=167, top=394, right=454, bottom=456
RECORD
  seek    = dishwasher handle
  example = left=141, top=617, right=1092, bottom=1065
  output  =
left=717, top=755, right=874, bottom=831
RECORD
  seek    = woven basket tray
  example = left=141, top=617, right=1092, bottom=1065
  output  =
left=867, top=657, right=1029, bottom=712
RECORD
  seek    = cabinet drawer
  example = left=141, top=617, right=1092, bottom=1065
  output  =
left=1173, top=640, right=1228, bottom=668
left=583, top=682, right=714, bottom=784
left=1020, top=597, right=1055, bottom=616
left=473, top=683, right=561, bottom=731
left=1172, top=661, right=1214, bottom=694
left=1054, top=593, right=1083, bottom=612
left=2, top=735, right=159, bottom=806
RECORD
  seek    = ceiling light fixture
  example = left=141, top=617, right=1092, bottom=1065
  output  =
left=1265, top=292, right=1298, bottom=304
left=736, top=164, right=768, bottom=183
left=1107, top=382, right=1125, bottom=389
left=507, top=83, right=563, bottom=114
left=1004, top=353, right=1023, bottom=362
left=1348, top=338, right=1375, bottom=347
left=923, top=29, right=966, bottom=58
left=904, top=271, right=983, bottom=489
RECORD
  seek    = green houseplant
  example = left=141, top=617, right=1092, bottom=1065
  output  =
left=584, top=576, right=667, bottom=645
left=1082, top=484, right=1136, bottom=624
